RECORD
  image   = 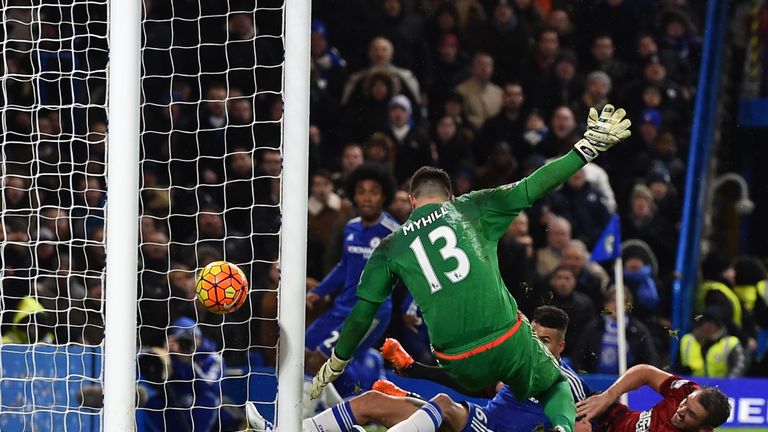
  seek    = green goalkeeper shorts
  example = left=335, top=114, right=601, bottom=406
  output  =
left=433, top=313, right=565, bottom=400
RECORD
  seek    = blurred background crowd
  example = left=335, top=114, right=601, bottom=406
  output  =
left=1, top=1, right=766, bottom=409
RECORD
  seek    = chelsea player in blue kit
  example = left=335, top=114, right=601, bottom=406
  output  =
left=304, top=163, right=400, bottom=397
left=250, top=306, right=592, bottom=432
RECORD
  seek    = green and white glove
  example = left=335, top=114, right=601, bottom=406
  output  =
left=309, top=350, right=350, bottom=400
left=573, top=104, right=632, bottom=163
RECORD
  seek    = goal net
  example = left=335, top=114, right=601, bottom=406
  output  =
left=1, top=0, right=308, bottom=429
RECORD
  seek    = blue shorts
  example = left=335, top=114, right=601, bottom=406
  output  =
left=305, top=307, right=391, bottom=358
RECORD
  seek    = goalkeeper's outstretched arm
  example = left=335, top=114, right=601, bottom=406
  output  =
left=525, top=104, right=632, bottom=204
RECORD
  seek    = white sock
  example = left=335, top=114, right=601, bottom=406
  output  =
left=303, top=400, right=357, bottom=432
left=387, top=401, right=444, bottom=432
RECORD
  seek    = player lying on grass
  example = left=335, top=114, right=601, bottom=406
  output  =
left=310, top=105, right=632, bottom=432
left=248, top=306, right=592, bottom=432
left=576, top=364, right=730, bottom=432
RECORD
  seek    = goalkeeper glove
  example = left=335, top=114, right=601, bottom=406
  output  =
left=309, top=350, right=350, bottom=400
left=573, top=104, right=632, bottom=163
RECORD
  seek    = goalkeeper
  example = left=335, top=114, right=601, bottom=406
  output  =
left=311, top=105, right=632, bottom=432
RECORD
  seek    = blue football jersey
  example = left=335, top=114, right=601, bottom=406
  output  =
left=312, top=212, right=400, bottom=313
left=482, top=360, right=591, bottom=431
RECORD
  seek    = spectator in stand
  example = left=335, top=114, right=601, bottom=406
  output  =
left=650, top=131, right=686, bottom=191
left=676, top=310, right=748, bottom=378
left=634, top=32, right=688, bottom=87
left=582, top=0, right=638, bottom=60
left=425, top=33, right=470, bottom=120
left=480, top=82, right=530, bottom=163
left=621, top=55, right=688, bottom=126
left=387, top=189, right=412, bottom=224
left=341, top=37, right=422, bottom=111
left=548, top=266, right=597, bottom=357
left=561, top=240, right=609, bottom=311
left=537, top=50, right=583, bottom=118
left=584, top=34, right=631, bottom=92
left=659, top=9, right=701, bottom=69
left=383, top=95, right=435, bottom=183
left=332, top=143, right=365, bottom=197
left=474, top=141, right=518, bottom=189
left=646, top=168, right=681, bottom=223
left=521, top=28, right=561, bottom=110
left=162, top=317, right=226, bottom=431
left=426, top=3, right=463, bottom=50
left=623, top=184, right=676, bottom=276
left=455, top=52, right=503, bottom=131
left=571, top=71, right=611, bottom=129
left=521, top=110, right=549, bottom=149
left=440, top=90, right=474, bottom=135
left=342, top=67, right=402, bottom=142
left=363, top=132, right=397, bottom=175
left=498, top=212, right=537, bottom=315
left=369, top=0, right=430, bottom=83
left=2, top=296, right=54, bottom=344
left=307, top=170, right=354, bottom=279
left=546, top=8, right=577, bottom=51
left=538, top=106, right=581, bottom=158
left=623, top=251, right=662, bottom=328
left=432, top=115, right=475, bottom=176
left=573, top=287, right=661, bottom=374
left=547, top=168, right=611, bottom=247
left=536, top=216, right=572, bottom=277
left=471, top=0, right=532, bottom=82
left=696, top=253, right=754, bottom=346
left=512, top=0, right=544, bottom=29
left=732, top=256, right=768, bottom=332
left=310, top=19, right=348, bottom=99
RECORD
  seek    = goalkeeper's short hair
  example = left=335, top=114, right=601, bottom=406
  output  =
left=345, top=163, right=396, bottom=207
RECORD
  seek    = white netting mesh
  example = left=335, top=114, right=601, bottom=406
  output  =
left=1, top=0, right=108, bottom=429
left=135, top=0, right=284, bottom=429
left=1, top=0, right=286, bottom=429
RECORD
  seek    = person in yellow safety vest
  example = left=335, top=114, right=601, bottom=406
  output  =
left=696, top=253, right=755, bottom=345
left=732, top=256, right=768, bottom=371
left=677, top=310, right=748, bottom=378
left=1, top=296, right=55, bottom=344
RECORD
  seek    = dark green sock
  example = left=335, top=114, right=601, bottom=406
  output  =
left=537, top=380, right=575, bottom=432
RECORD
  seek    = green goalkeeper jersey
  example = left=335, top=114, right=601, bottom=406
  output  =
left=356, top=151, right=586, bottom=353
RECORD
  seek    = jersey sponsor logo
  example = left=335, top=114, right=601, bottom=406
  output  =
left=347, top=245, right=374, bottom=258
left=635, top=410, right=652, bottom=432
left=402, top=207, right=449, bottom=236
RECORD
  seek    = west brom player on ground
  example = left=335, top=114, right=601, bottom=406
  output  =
left=304, top=163, right=400, bottom=397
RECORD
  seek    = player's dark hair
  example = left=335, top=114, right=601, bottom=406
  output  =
left=532, top=306, right=569, bottom=333
left=698, top=387, right=730, bottom=428
left=345, top=163, right=396, bottom=207
left=410, top=166, right=452, bottom=199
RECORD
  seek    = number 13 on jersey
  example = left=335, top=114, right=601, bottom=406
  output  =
left=409, top=226, right=471, bottom=293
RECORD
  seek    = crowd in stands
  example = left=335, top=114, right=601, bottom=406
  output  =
left=1, top=0, right=766, bottom=401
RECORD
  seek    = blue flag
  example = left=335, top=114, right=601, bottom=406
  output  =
left=591, top=214, right=621, bottom=262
